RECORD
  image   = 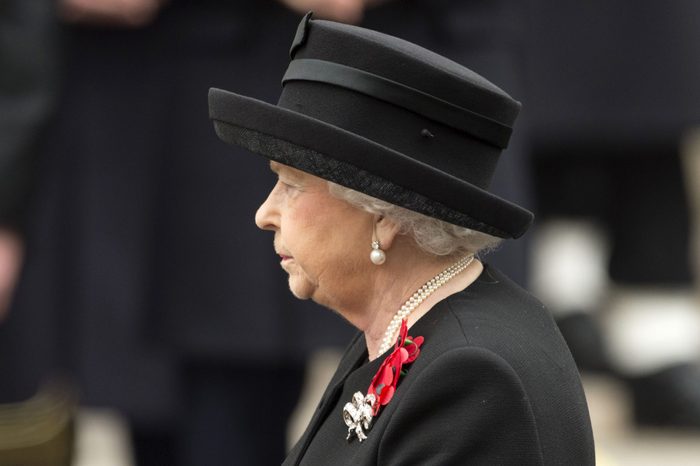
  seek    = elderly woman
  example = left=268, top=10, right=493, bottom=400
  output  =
left=209, top=13, right=594, bottom=466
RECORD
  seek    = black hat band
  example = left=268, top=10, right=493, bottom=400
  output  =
left=282, top=59, right=513, bottom=149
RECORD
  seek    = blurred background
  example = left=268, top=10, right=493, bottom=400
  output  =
left=1, top=0, right=699, bottom=465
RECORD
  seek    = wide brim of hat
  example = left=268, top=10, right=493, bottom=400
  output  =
left=209, top=88, right=533, bottom=239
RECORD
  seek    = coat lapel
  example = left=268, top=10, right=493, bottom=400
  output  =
left=284, top=332, right=368, bottom=466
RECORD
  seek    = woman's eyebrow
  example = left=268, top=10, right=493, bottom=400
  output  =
left=271, top=164, right=306, bottom=184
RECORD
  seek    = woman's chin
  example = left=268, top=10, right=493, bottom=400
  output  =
left=287, top=275, right=316, bottom=301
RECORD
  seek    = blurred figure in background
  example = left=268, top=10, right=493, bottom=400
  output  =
left=0, top=1, right=56, bottom=324
left=0, top=0, right=58, bottom=406
left=528, top=0, right=700, bottom=428
left=0, top=2, right=76, bottom=465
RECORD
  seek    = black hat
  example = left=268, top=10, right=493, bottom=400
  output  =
left=209, top=13, right=533, bottom=239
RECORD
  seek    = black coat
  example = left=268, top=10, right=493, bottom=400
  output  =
left=284, top=266, right=594, bottom=465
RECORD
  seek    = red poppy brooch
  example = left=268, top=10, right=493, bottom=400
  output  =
left=342, top=320, right=424, bottom=442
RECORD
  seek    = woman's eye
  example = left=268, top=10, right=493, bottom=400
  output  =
left=278, top=179, right=300, bottom=192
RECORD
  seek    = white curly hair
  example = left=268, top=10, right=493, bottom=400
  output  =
left=328, top=182, right=502, bottom=257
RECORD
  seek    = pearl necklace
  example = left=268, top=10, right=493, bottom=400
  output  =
left=377, top=254, right=475, bottom=355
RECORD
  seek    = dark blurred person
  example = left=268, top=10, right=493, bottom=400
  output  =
left=0, top=0, right=58, bottom=394
left=0, top=2, right=76, bottom=465
left=0, top=1, right=56, bottom=323
left=528, top=0, right=700, bottom=428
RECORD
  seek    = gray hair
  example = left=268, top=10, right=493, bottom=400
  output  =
left=327, top=182, right=502, bottom=257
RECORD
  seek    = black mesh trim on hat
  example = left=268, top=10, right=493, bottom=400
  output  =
left=215, top=121, right=510, bottom=238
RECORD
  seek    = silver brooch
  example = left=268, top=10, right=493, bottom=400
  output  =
left=342, top=391, right=376, bottom=442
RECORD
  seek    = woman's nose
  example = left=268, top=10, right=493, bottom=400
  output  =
left=255, top=184, right=279, bottom=231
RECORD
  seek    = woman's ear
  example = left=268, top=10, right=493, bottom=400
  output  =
left=375, top=215, right=401, bottom=250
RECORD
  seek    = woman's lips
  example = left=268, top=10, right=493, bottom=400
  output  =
left=279, top=254, right=292, bottom=261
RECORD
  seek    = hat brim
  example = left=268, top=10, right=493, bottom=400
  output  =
left=209, top=88, right=533, bottom=239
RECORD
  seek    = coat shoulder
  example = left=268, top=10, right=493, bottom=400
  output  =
left=379, top=346, right=545, bottom=465
left=398, top=265, right=595, bottom=465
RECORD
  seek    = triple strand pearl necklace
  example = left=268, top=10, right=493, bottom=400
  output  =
left=377, top=254, right=475, bottom=356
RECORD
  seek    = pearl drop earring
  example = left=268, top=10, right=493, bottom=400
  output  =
left=370, top=240, right=386, bottom=265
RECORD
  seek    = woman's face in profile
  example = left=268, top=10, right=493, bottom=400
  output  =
left=255, top=162, right=373, bottom=310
